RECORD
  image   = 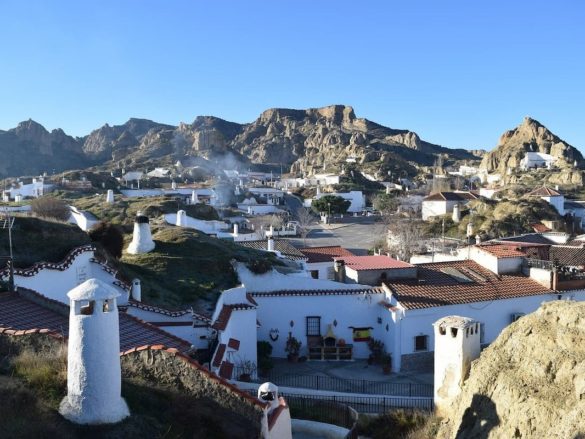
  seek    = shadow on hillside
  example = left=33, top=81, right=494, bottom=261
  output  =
left=455, top=393, right=500, bottom=439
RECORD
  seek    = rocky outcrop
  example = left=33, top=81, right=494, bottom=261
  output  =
left=0, top=119, right=89, bottom=177
left=480, top=117, right=583, bottom=175
left=437, top=301, right=585, bottom=439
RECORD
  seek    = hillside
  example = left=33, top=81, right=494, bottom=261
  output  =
left=0, top=106, right=479, bottom=179
left=437, top=301, right=585, bottom=438
left=480, top=117, right=584, bottom=185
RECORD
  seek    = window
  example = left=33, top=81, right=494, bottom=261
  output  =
left=414, top=335, right=428, bottom=352
left=80, top=300, right=95, bottom=316
left=306, top=316, right=321, bottom=336
left=310, top=270, right=319, bottom=279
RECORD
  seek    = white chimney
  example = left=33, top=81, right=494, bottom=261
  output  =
left=176, top=210, right=187, bottom=227
left=452, top=203, right=461, bottom=223
left=475, top=234, right=481, bottom=245
left=59, top=279, right=130, bottom=424
left=132, top=278, right=141, bottom=302
left=171, top=181, right=177, bottom=190
left=106, top=190, right=114, bottom=204
left=466, top=222, right=474, bottom=238
left=2, top=192, right=9, bottom=202
left=267, top=238, right=275, bottom=252
left=14, top=194, right=22, bottom=203
left=126, top=212, right=155, bottom=254
left=433, top=316, right=481, bottom=417
left=233, top=223, right=239, bottom=237
left=269, top=225, right=274, bottom=237
left=191, top=190, right=199, bottom=204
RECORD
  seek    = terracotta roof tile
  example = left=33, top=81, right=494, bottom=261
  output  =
left=0, top=291, right=191, bottom=352
left=212, top=344, right=226, bottom=367
left=549, top=246, right=585, bottom=267
left=219, top=361, right=234, bottom=380
left=527, top=186, right=562, bottom=197
left=228, top=338, right=240, bottom=350
left=335, top=255, right=414, bottom=271
left=385, top=260, right=553, bottom=310
left=237, top=239, right=307, bottom=261
left=299, top=246, right=356, bottom=263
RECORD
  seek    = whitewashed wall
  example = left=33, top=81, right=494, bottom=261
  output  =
left=253, top=292, right=386, bottom=359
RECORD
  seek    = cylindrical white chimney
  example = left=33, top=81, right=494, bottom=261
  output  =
left=2, top=192, right=9, bottom=202
left=171, top=181, right=177, bottom=190
left=14, top=194, right=22, bottom=202
left=191, top=190, right=199, bottom=204
left=126, top=212, right=155, bottom=254
left=475, top=234, right=481, bottom=245
left=59, top=279, right=130, bottom=424
left=106, top=190, right=114, bottom=204
left=176, top=210, right=187, bottom=227
left=267, top=238, right=275, bottom=252
left=233, top=223, right=239, bottom=236
left=132, top=278, right=141, bottom=302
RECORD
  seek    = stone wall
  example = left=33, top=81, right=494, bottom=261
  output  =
left=120, top=346, right=266, bottom=435
left=400, top=351, right=434, bottom=372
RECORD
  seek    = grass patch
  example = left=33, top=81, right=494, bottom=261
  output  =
left=117, top=226, right=280, bottom=308
left=357, top=409, right=439, bottom=439
left=0, top=216, right=91, bottom=268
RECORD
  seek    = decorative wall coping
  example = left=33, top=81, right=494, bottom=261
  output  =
left=119, top=344, right=268, bottom=410
left=127, top=299, right=194, bottom=318
left=2, top=245, right=95, bottom=277
left=250, top=288, right=384, bottom=298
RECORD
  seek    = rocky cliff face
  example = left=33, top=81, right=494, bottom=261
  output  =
left=480, top=117, right=583, bottom=175
left=438, top=301, right=585, bottom=439
left=0, top=120, right=89, bottom=177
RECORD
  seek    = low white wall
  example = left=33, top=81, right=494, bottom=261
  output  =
left=291, top=419, right=348, bottom=439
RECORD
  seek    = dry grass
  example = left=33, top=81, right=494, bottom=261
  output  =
left=357, top=409, right=440, bottom=439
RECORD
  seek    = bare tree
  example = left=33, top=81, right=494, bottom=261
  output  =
left=30, top=197, right=70, bottom=221
left=387, top=217, right=426, bottom=262
left=296, top=207, right=314, bottom=245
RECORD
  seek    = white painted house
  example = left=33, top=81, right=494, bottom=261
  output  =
left=421, top=191, right=479, bottom=221
left=527, top=186, right=565, bottom=216
left=308, top=190, right=366, bottom=213
left=520, top=152, right=557, bottom=170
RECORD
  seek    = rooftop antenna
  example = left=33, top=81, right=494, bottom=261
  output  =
left=1, top=207, right=15, bottom=292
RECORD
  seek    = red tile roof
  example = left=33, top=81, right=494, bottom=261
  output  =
left=423, top=191, right=478, bottom=202
left=228, top=338, right=240, bottom=350
left=299, top=246, right=356, bottom=263
left=527, top=186, right=562, bottom=197
left=219, top=361, right=234, bottom=380
left=384, top=260, right=553, bottom=310
left=477, top=242, right=548, bottom=259
left=212, top=343, right=227, bottom=367
left=0, top=290, right=191, bottom=352
left=212, top=305, right=233, bottom=331
left=250, top=287, right=384, bottom=298
left=335, top=255, right=414, bottom=271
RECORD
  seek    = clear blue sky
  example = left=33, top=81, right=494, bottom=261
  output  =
left=1, top=0, right=583, bottom=151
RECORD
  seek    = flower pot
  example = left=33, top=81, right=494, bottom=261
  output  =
left=239, top=373, right=252, bottom=382
left=287, top=353, right=299, bottom=363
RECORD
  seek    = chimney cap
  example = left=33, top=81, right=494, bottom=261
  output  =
left=68, top=278, right=120, bottom=301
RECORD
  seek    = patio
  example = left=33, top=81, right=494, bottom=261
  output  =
left=258, top=359, right=434, bottom=397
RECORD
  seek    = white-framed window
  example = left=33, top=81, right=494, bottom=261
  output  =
left=414, top=335, right=428, bottom=352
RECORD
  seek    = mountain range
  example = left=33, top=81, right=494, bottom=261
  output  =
left=0, top=105, right=581, bottom=181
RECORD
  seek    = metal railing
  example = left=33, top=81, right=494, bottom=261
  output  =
left=234, top=367, right=433, bottom=397
left=524, top=258, right=554, bottom=270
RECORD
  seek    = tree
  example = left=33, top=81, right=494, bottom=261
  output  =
left=387, top=217, right=426, bottom=262
left=296, top=207, right=314, bottom=244
left=30, top=196, right=70, bottom=221
left=311, top=195, right=351, bottom=215
left=89, top=222, right=124, bottom=259
left=373, top=193, right=399, bottom=227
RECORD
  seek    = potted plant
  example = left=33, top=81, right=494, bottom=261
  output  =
left=237, top=359, right=256, bottom=382
left=368, top=338, right=384, bottom=364
left=381, top=353, right=392, bottom=375
left=285, top=334, right=302, bottom=362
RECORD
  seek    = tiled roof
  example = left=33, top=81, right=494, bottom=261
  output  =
left=250, top=288, right=384, bottom=297
left=237, top=239, right=307, bottom=261
left=0, top=290, right=191, bottom=352
left=527, top=186, right=562, bottom=197
left=219, top=361, right=234, bottom=380
left=497, top=234, right=556, bottom=245
left=212, top=306, right=233, bottom=331
left=476, top=243, right=532, bottom=259
left=299, top=246, right=356, bottom=263
left=530, top=223, right=552, bottom=233
left=213, top=343, right=227, bottom=367
left=335, top=255, right=414, bottom=271
left=549, top=246, right=585, bottom=267
left=384, top=260, right=554, bottom=310
left=423, top=191, right=478, bottom=202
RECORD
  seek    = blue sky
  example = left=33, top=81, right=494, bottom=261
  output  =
left=0, top=1, right=583, bottom=151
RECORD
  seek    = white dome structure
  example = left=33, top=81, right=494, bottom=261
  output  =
left=126, top=212, right=155, bottom=254
left=59, top=278, right=130, bottom=424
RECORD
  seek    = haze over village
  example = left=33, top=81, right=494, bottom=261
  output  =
left=1, top=1, right=584, bottom=438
